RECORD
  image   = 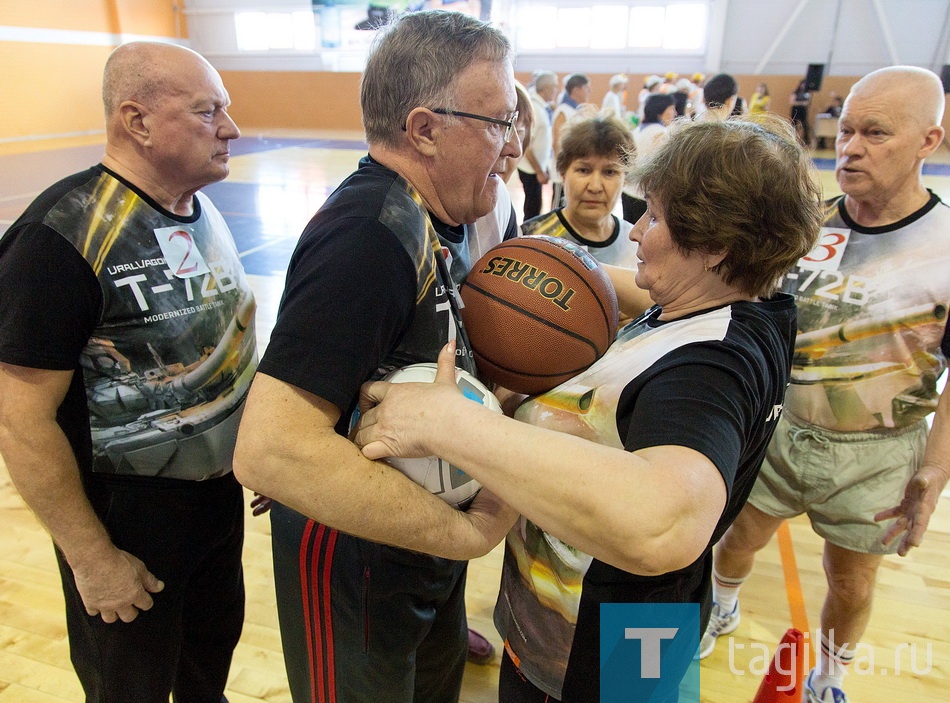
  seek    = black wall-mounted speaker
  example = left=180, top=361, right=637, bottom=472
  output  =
left=805, top=63, right=825, bottom=91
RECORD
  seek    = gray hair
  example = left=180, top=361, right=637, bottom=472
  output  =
left=360, top=10, right=512, bottom=146
left=533, top=71, right=558, bottom=93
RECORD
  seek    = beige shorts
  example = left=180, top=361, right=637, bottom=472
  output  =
left=748, top=413, right=928, bottom=555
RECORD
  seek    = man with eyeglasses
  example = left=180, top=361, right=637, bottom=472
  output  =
left=233, top=10, right=521, bottom=703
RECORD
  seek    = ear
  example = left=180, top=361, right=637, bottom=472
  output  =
left=918, top=125, right=945, bottom=160
left=706, top=251, right=728, bottom=271
left=404, top=107, right=440, bottom=157
left=117, top=100, right=151, bottom=146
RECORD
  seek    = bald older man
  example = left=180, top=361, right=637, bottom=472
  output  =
left=0, top=42, right=255, bottom=702
left=700, top=66, right=950, bottom=703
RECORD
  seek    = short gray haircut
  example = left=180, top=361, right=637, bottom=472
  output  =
left=360, top=10, right=512, bottom=146
left=533, top=71, right=558, bottom=93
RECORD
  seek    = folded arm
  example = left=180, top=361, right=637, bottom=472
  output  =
left=357, top=344, right=726, bottom=576
left=232, top=371, right=516, bottom=560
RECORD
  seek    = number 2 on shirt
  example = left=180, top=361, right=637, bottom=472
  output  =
left=154, top=226, right=211, bottom=278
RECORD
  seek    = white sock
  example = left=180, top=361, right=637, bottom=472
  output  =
left=811, top=629, right=855, bottom=692
left=712, top=568, right=745, bottom=614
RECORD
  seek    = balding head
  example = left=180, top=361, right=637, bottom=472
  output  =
left=103, top=42, right=215, bottom=118
left=836, top=66, right=946, bottom=224
left=534, top=71, right=557, bottom=94
left=533, top=71, right=558, bottom=102
left=100, top=41, right=239, bottom=213
left=847, top=66, right=945, bottom=130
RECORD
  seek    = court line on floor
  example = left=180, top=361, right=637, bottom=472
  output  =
left=0, top=192, right=39, bottom=203
left=777, top=520, right=816, bottom=668
left=238, top=242, right=284, bottom=259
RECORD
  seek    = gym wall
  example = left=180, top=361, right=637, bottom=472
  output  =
left=0, top=1, right=184, bottom=153
left=1, top=3, right=946, bottom=150
left=202, top=71, right=861, bottom=138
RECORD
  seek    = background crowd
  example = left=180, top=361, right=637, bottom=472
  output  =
left=1, top=10, right=948, bottom=703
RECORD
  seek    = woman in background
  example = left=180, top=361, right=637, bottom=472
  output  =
left=521, top=111, right=638, bottom=270
left=634, top=93, right=676, bottom=161
left=749, top=82, right=771, bottom=113
left=622, top=92, right=676, bottom=225
left=790, top=79, right=811, bottom=143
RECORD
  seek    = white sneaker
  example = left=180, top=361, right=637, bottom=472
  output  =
left=696, top=601, right=740, bottom=659
left=804, top=669, right=849, bottom=703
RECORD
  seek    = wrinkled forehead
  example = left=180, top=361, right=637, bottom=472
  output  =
left=164, top=61, right=228, bottom=104
left=843, top=76, right=922, bottom=122
left=572, top=151, right=626, bottom=167
left=453, top=59, right=516, bottom=112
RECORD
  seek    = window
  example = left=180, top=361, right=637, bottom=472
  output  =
left=628, top=7, right=665, bottom=48
left=591, top=5, right=630, bottom=50
left=513, top=1, right=709, bottom=53
left=661, top=3, right=706, bottom=50
left=516, top=5, right=559, bottom=50
left=230, top=1, right=710, bottom=63
left=235, top=11, right=315, bottom=52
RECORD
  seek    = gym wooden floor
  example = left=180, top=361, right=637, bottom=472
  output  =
left=1, top=131, right=949, bottom=702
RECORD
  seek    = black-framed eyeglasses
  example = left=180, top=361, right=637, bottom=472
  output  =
left=431, top=108, right=520, bottom=143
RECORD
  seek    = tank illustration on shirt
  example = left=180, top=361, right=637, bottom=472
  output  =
left=781, top=198, right=950, bottom=431
left=44, top=171, right=258, bottom=480
left=495, top=307, right=735, bottom=698
left=370, top=177, right=478, bottom=380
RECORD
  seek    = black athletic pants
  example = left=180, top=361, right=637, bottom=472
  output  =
left=270, top=501, right=468, bottom=703
left=518, top=169, right=543, bottom=221
left=57, top=472, right=245, bottom=703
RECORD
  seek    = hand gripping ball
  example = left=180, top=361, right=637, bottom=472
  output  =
left=355, top=363, right=502, bottom=510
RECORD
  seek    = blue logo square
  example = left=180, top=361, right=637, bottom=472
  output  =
left=600, top=603, right=700, bottom=703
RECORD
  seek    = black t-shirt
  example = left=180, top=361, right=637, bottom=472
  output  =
left=258, top=155, right=477, bottom=436
left=0, top=166, right=257, bottom=481
left=496, top=295, right=797, bottom=701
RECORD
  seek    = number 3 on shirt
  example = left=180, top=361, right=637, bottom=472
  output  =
left=798, top=227, right=849, bottom=271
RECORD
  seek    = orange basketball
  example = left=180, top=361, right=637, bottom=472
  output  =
left=460, top=235, right=620, bottom=395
